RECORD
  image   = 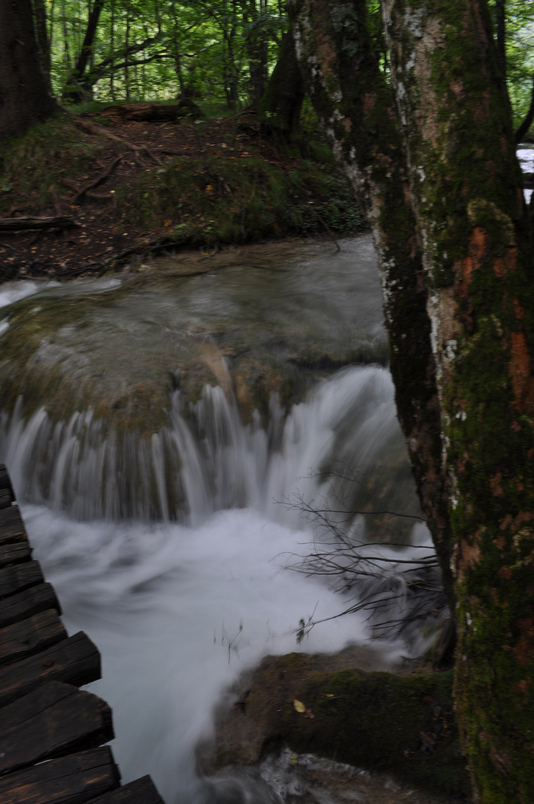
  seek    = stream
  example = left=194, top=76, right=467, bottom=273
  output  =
left=0, top=235, right=431, bottom=803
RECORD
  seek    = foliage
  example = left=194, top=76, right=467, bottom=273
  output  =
left=491, top=0, right=534, bottom=124
left=30, top=0, right=534, bottom=128
left=44, top=0, right=287, bottom=108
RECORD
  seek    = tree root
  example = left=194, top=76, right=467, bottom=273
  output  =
left=60, top=155, right=122, bottom=203
left=74, top=118, right=163, bottom=164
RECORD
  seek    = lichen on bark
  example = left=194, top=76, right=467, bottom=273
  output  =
left=291, top=0, right=534, bottom=798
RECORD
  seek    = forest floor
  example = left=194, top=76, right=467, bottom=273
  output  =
left=0, top=104, right=362, bottom=282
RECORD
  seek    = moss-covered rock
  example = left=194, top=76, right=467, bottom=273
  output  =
left=200, top=651, right=470, bottom=800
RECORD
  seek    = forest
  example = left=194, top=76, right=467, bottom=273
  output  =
left=2, top=0, right=534, bottom=802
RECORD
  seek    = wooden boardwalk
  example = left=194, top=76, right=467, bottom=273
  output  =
left=0, top=464, right=165, bottom=804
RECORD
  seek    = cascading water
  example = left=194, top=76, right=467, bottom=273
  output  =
left=0, top=238, right=436, bottom=803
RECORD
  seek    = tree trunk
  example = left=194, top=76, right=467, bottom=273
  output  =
left=0, top=0, right=56, bottom=141
left=291, top=0, right=534, bottom=798
left=246, top=0, right=269, bottom=106
left=32, top=0, right=52, bottom=92
left=495, top=0, right=506, bottom=82
left=62, top=0, right=105, bottom=103
left=258, top=29, right=305, bottom=144
left=381, top=1, right=534, bottom=798
left=289, top=0, right=455, bottom=610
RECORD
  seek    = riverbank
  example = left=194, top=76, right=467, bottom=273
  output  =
left=0, top=104, right=362, bottom=282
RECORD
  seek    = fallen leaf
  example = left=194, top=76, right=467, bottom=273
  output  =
left=293, top=699, right=306, bottom=713
left=304, top=708, right=315, bottom=719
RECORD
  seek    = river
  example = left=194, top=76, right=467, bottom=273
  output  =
left=0, top=235, right=431, bottom=803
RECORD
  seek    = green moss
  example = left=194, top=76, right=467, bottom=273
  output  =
left=264, top=656, right=469, bottom=797
left=0, top=112, right=97, bottom=213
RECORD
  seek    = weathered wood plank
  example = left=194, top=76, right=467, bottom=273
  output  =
left=0, top=464, right=15, bottom=498
left=0, top=582, right=61, bottom=628
left=0, top=488, right=12, bottom=509
left=0, top=609, right=67, bottom=666
left=0, top=681, right=114, bottom=776
left=0, top=630, right=101, bottom=707
left=0, top=506, right=27, bottom=546
left=0, top=542, right=32, bottom=569
left=89, top=776, right=164, bottom=803
left=0, top=746, right=120, bottom=804
left=0, top=560, right=43, bottom=598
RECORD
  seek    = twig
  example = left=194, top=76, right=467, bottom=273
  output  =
left=314, top=209, right=341, bottom=252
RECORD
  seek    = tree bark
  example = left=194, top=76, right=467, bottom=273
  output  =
left=0, top=0, right=56, bottom=141
left=32, top=0, right=52, bottom=92
left=291, top=0, right=534, bottom=798
left=495, top=0, right=506, bottom=81
left=381, top=1, right=534, bottom=798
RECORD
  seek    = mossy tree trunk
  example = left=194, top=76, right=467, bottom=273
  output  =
left=289, top=0, right=455, bottom=611
left=291, top=0, right=534, bottom=799
left=382, top=2, right=534, bottom=799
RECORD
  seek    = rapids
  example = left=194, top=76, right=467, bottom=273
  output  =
left=0, top=237, right=430, bottom=803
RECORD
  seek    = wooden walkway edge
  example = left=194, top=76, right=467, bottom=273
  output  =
left=0, top=464, right=165, bottom=804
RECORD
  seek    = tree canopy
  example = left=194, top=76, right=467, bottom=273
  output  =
left=21, top=0, right=534, bottom=124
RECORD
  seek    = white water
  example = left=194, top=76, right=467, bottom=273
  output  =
left=518, top=146, right=534, bottom=203
left=3, top=365, right=417, bottom=803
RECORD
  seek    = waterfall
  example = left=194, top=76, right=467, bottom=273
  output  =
left=0, top=366, right=417, bottom=529
left=0, top=245, right=439, bottom=803
left=0, top=365, right=431, bottom=803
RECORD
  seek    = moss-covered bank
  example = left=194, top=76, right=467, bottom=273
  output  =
left=0, top=107, right=362, bottom=279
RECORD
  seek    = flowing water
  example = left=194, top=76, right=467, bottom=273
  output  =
left=0, top=236, right=430, bottom=803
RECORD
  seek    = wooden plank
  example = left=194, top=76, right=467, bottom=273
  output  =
left=0, top=746, right=120, bottom=804
left=0, top=464, right=15, bottom=498
left=0, top=582, right=61, bottom=629
left=0, top=560, right=43, bottom=599
left=0, top=542, right=32, bottom=569
left=0, top=681, right=114, bottom=776
left=89, top=776, right=164, bottom=803
left=0, top=506, right=27, bottom=546
left=0, top=609, right=67, bottom=666
left=0, top=488, right=12, bottom=509
left=0, top=630, right=101, bottom=707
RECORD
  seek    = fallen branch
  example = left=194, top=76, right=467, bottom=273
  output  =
left=0, top=215, right=78, bottom=232
left=60, top=155, right=122, bottom=203
left=74, top=119, right=162, bottom=164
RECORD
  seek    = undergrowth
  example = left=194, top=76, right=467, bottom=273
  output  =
left=0, top=110, right=363, bottom=252
left=0, top=112, right=97, bottom=213
left=116, top=154, right=362, bottom=245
